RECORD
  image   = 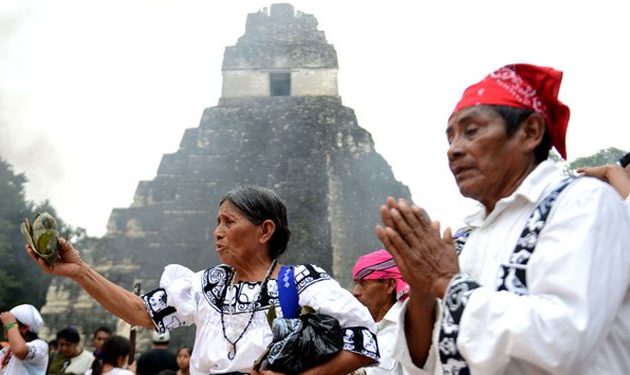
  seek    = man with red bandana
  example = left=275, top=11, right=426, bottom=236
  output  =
left=375, top=64, right=630, bottom=374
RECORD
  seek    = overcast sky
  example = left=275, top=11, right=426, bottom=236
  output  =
left=1, top=0, right=629, bottom=237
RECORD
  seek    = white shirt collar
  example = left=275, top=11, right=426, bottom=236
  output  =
left=463, top=160, right=564, bottom=228
left=378, top=299, right=406, bottom=328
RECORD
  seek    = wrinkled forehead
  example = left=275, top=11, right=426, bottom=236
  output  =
left=447, top=105, right=501, bottom=128
left=217, top=200, right=245, bottom=218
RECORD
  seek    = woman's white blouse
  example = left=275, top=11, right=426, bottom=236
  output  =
left=142, top=264, right=379, bottom=374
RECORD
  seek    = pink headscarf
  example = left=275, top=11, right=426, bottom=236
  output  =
left=352, top=249, right=410, bottom=300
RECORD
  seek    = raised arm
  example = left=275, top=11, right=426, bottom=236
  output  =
left=1, top=312, right=29, bottom=359
left=26, top=238, right=154, bottom=328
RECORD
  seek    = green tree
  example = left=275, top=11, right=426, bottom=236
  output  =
left=568, top=147, right=627, bottom=171
left=0, top=157, right=92, bottom=311
left=0, top=157, right=36, bottom=310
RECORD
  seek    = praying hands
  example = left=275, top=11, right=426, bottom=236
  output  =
left=374, top=197, right=459, bottom=299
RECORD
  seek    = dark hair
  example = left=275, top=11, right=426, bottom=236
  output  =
left=177, top=346, right=193, bottom=356
left=93, top=326, right=112, bottom=338
left=57, top=327, right=81, bottom=344
left=91, top=335, right=131, bottom=375
left=220, top=186, right=291, bottom=259
left=17, top=321, right=39, bottom=342
left=490, top=105, right=552, bottom=164
left=618, top=152, right=630, bottom=168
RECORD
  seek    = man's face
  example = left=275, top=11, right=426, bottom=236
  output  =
left=352, top=279, right=395, bottom=322
left=92, top=330, right=110, bottom=352
left=446, top=106, right=528, bottom=208
left=57, top=338, right=79, bottom=358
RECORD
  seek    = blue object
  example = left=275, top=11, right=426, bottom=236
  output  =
left=277, top=265, right=299, bottom=319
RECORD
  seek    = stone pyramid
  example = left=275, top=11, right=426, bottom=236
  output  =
left=39, top=3, right=411, bottom=346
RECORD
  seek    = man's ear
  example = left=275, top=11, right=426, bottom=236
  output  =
left=387, top=279, right=397, bottom=295
left=259, top=220, right=276, bottom=245
left=520, top=113, right=546, bottom=153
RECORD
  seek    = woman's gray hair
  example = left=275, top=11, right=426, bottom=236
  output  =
left=220, top=185, right=291, bottom=259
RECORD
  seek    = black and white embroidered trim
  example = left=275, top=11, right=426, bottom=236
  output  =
left=342, top=326, right=380, bottom=361
left=453, top=227, right=473, bottom=256
left=496, top=177, right=574, bottom=294
left=438, top=273, right=480, bottom=375
left=294, top=264, right=331, bottom=292
left=143, top=264, right=335, bottom=332
left=437, top=176, right=576, bottom=373
left=142, top=288, right=181, bottom=333
left=200, top=264, right=331, bottom=314
left=201, top=264, right=277, bottom=314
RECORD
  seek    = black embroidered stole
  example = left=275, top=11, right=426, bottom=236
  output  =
left=438, top=177, right=575, bottom=374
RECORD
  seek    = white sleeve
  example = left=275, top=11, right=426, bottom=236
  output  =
left=390, top=299, right=441, bottom=375
left=457, top=180, right=630, bottom=373
left=142, top=264, right=198, bottom=332
left=294, top=264, right=379, bottom=361
left=23, top=339, right=49, bottom=366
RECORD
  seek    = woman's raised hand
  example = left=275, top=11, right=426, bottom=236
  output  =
left=25, top=238, right=86, bottom=279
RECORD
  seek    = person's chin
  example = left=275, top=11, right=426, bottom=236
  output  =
left=456, top=179, right=482, bottom=199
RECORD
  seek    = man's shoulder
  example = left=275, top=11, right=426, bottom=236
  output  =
left=71, top=349, right=94, bottom=364
left=76, top=349, right=95, bottom=360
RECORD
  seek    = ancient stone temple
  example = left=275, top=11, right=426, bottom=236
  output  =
left=39, top=3, right=410, bottom=347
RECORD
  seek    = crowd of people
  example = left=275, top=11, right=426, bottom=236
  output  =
left=0, top=314, right=192, bottom=375
left=2, top=62, right=630, bottom=374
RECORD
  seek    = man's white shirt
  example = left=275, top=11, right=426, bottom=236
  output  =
left=393, top=160, right=630, bottom=374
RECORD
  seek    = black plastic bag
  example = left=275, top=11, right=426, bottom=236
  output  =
left=254, top=312, right=344, bottom=374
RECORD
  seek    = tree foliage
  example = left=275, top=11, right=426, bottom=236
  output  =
left=0, top=157, right=91, bottom=311
left=568, top=147, right=627, bottom=171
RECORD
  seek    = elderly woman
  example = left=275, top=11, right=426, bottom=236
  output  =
left=27, top=186, right=378, bottom=374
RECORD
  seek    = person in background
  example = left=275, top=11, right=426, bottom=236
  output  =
left=175, top=347, right=192, bottom=375
left=135, top=331, right=177, bottom=375
left=85, top=335, right=133, bottom=375
left=47, top=326, right=94, bottom=375
left=377, top=63, right=630, bottom=374
left=352, top=249, right=410, bottom=375
left=577, top=151, right=630, bottom=205
left=0, top=304, right=48, bottom=374
left=91, top=327, right=112, bottom=358
left=48, top=339, right=58, bottom=356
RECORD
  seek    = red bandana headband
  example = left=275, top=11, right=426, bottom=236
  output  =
left=451, top=64, right=571, bottom=159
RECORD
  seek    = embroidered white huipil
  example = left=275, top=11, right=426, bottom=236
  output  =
left=143, top=264, right=379, bottom=374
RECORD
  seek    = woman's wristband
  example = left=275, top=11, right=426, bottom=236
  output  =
left=3, top=321, right=18, bottom=333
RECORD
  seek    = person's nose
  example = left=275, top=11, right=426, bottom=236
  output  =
left=447, top=134, right=465, bottom=162
left=351, top=283, right=361, bottom=298
left=213, top=224, right=224, bottom=240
